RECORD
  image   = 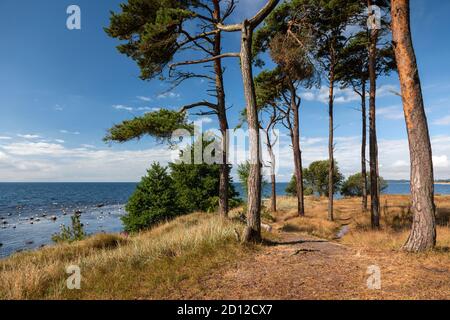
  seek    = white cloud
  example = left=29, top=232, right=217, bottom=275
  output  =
left=0, top=136, right=12, bottom=140
left=433, top=115, right=450, bottom=126
left=197, top=117, right=214, bottom=124
left=377, top=84, right=400, bottom=97
left=301, top=84, right=399, bottom=105
left=377, top=105, right=404, bottom=120
left=433, top=155, right=449, bottom=168
left=54, top=139, right=65, bottom=144
left=157, top=92, right=180, bottom=99
left=0, top=141, right=176, bottom=182
left=17, top=134, right=41, bottom=139
left=137, top=96, right=152, bottom=102
left=54, top=104, right=64, bottom=111
left=81, top=144, right=96, bottom=149
left=264, top=133, right=450, bottom=181
left=113, top=104, right=133, bottom=112
left=60, top=130, right=80, bottom=135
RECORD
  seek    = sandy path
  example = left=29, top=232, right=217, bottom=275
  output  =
left=169, top=230, right=394, bottom=300
left=166, top=214, right=449, bottom=300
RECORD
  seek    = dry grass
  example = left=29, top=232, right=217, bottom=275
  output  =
left=0, top=212, right=251, bottom=300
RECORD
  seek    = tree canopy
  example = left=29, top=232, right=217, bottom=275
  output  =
left=103, top=109, right=192, bottom=144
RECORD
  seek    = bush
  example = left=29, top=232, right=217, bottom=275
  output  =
left=52, top=213, right=86, bottom=243
left=285, top=175, right=314, bottom=196
left=169, top=137, right=240, bottom=213
left=303, top=160, right=344, bottom=197
left=122, top=163, right=185, bottom=233
left=341, top=172, right=388, bottom=197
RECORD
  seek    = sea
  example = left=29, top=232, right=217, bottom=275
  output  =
left=1, top=181, right=450, bottom=258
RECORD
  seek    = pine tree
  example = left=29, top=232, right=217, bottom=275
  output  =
left=336, top=26, right=396, bottom=217
left=105, top=0, right=236, bottom=217
left=123, top=163, right=184, bottom=232
left=215, top=0, right=281, bottom=242
left=391, top=0, right=436, bottom=252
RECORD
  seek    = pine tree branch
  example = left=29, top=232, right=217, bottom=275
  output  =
left=169, top=53, right=240, bottom=70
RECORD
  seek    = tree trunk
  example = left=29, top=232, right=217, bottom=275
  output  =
left=368, top=0, right=380, bottom=229
left=212, top=0, right=230, bottom=218
left=328, top=68, right=335, bottom=221
left=391, top=0, right=436, bottom=252
left=290, top=85, right=305, bottom=216
left=241, top=21, right=262, bottom=243
left=361, top=80, right=368, bottom=211
left=265, top=129, right=277, bottom=213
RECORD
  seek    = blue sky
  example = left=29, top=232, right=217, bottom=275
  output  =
left=0, top=0, right=450, bottom=182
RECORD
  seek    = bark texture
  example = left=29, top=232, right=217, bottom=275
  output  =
left=361, top=80, right=368, bottom=211
left=391, top=0, right=436, bottom=252
left=368, top=0, right=380, bottom=228
left=241, top=22, right=262, bottom=243
left=328, top=68, right=335, bottom=221
left=213, top=1, right=230, bottom=218
left=291, top=87, right=305, bottom=217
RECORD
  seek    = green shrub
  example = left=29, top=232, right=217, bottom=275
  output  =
left=341, top=172, right=388, bottom=197
left=52, top=213, right=86, bottom=243
left=169, top=137, right=240, bottom=213
left=285, top=160, right=343, bottom=197
left=285, top=175, right=313, bottom=196
left=122, top=163, right=185, bottom=233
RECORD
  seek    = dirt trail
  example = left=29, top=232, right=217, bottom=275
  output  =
left=170, top=229, right=384, bottom=300
left=169, top=223, right=449, bottom=299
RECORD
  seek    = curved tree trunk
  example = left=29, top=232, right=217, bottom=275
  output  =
left=391, top=0, right=436, bottom=252
left=368, top=0, right=380, bottom=229
left=213, top=0, right=230, bottom=218
left=361, top=81, right=368, bottom=212
left=241, top=22, right=262, bottom=243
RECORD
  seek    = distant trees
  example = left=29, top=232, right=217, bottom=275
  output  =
left=285, top=175, right=313, bottom=197
left=341, top=173, right=387, bottom=198
left=391, top=0, right=436, bottom=252
left=300, top=160, right=344, bottom=198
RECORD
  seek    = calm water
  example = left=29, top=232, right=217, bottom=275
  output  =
left=1, top=181, right=450, bottom=258
left=0, top=183, right=137, bottom=258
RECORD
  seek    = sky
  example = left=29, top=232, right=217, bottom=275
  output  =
left=0, top=0, right=450, bottom=182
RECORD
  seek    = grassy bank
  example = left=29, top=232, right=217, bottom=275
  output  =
left=1, top=195, right=449, bottom=300
left=0, top=212, right=252, bottom=299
